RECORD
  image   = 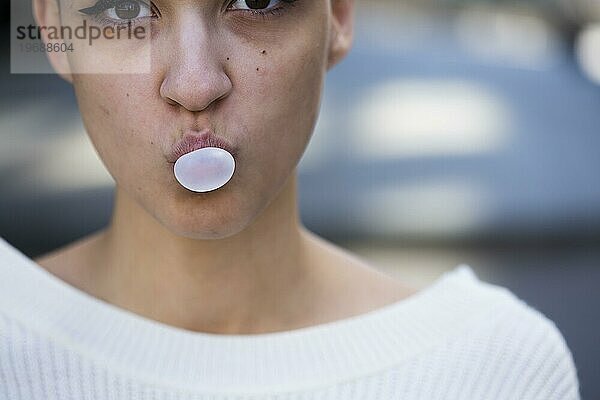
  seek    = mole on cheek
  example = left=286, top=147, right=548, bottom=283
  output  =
left=261, top=50, right=267, bottom=55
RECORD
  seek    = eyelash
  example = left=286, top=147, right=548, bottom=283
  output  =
left=78, top=0, right=298, bottom=28
left=227, top=0, right=298, bottom=20
left=79, top=0, right=158, bottom=28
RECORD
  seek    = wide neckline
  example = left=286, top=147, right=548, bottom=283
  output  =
left=0, top=236, right=496, bottom=394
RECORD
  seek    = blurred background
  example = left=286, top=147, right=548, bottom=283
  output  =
left=1, top=0, right=599, bottom=397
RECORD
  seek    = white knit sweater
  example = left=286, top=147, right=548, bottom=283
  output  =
left=0, top=237, right=580, bottom=399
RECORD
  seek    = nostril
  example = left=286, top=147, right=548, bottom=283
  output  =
left=213, top=91, right=230, bottom=104
left=159, top=67, right=232, bottom=112
left=164, top=96, right=179, bottom=106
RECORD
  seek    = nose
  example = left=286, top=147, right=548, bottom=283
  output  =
left=159, top=15, right=232, bottom=113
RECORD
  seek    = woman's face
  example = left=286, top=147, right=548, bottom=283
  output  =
left=45, top=0, right=351, bottom=239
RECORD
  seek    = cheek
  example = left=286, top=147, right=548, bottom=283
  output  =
left=236, top=31, right=327, bottom=167
left=73, top=75, right=160, bottom=184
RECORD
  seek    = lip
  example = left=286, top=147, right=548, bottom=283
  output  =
left=166, top=130, right=238, bottom=164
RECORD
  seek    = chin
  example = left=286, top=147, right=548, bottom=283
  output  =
left=171, top=225, right=246, bottom=240
left=164, top=214, right=251, bottom=240
left=159, top=195, right=257, bottom=240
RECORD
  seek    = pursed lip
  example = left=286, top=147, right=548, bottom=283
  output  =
left=166, top=130, right=238, bottom=164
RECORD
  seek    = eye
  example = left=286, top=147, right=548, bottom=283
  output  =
left=229, top=0, right=283, bottom=11
left=108, top=0, right=149, bottom=19
left=105, top=0, right=153, bottom=21
left=79, top=0, right=155, bottom=24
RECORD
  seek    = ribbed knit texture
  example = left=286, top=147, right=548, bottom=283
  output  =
left=0, top=236, right=580, bottom=399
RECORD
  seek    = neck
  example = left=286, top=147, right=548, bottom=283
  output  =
left=93, top=173, right=318, bottom=334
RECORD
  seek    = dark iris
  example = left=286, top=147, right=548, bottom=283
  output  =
left=78, top=0, right=147, bottom=18
left=115, top=0, right=141, bottom=19
left=245, top=0, right=271, bottom=10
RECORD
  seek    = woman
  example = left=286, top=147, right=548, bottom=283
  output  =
left=0, top=0, right=580, bottom=398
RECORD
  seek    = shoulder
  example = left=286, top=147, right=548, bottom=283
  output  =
left=444, top=266, right=581, bottom=399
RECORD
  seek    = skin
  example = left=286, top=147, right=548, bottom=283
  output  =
left=31, top=0, right=415, bottom=334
